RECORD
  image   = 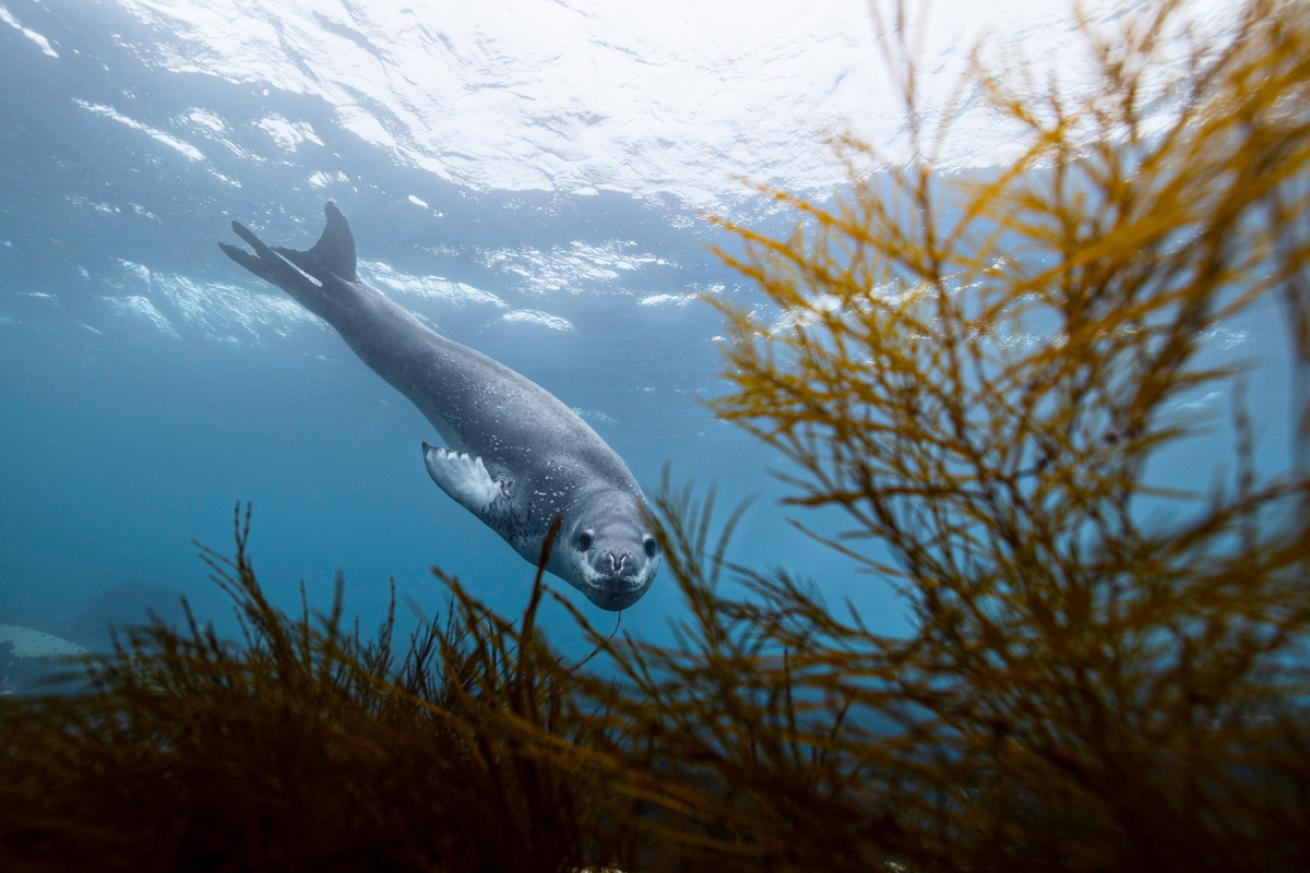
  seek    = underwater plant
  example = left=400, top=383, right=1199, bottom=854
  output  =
left=0, top=507, right=646, bottom=872
left=537, top=0, right=1310, bottom=869
left=2, top=0, right=1308, bottom=870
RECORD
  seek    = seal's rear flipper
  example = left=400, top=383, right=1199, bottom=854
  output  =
left=272, top=202, right=358, bottom=285
left=423, top=442, right=508, bottom=519
left=219, top=202, right=357, bottom=321
left=218, top=241, right=280, bottom=287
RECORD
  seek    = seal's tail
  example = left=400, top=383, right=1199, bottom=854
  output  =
left=272, top=201, right=358, bottom=283
left=218, top=201, right=358, bottom=322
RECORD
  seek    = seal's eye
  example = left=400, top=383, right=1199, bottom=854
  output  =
left=577, top=531, right=593, bottom=551
left=643, top=536, right=659, bottom=558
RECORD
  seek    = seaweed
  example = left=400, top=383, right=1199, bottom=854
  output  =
left=0, top=507, right=642, bottom=872
left=3, top=0, right=1310, bottom=870
left=552, top=0, right=1310, bottom=867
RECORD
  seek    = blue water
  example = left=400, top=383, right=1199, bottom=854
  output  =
left=0, top=0, right=899, bottom=664
left=0, top=1, right=1296, bottom=671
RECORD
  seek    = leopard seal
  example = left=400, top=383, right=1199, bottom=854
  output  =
left=219, top=202, right=659, bottom=610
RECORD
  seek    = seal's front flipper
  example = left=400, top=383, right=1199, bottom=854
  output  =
left=423, top=442, right=509, bottom=519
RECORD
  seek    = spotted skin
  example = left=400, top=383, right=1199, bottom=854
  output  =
left=220, top=202, right=659, bottom=610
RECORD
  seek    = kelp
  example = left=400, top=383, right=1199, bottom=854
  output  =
left=580, top=0, right=1310, bottom=868
left=0, top=506, right=645, bottom=872
left=3, top=0, right=1310, bottom=870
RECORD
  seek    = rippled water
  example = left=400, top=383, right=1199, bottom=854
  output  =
left=0, top=0, right=1280, bottom=676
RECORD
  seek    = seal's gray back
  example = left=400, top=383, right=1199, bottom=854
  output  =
left=344, top=289, right=638, bottom=500
left=234, top=204, right=641, bottom=520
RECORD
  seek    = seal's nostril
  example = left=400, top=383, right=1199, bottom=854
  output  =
left=596, top=551, right=638, bottom=578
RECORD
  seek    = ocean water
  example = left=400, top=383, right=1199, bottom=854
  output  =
left=0, top=0, right=905, bottom=672
left=0, top=0, right=1292, bottom=680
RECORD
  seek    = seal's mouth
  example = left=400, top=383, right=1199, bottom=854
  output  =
left=586, top=572, right=644, bottom=592
left=580, top=567, right=650, bottom=611
left=582, top=579, right=649, bottom=611
left=575, top=542, right=658, bottom=611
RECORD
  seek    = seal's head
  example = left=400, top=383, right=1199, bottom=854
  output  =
left=554, top=491, right=660, bottom=610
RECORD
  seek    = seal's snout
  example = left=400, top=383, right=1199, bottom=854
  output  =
left=602, top=550, right=636, bottom=577
left=571, top=509, right=658, bottom=610
left=579, top=544, right=651, bottom=610
left=585, top=575, right=650, bottom=611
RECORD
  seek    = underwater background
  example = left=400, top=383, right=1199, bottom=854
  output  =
left=0, top=0, right=1286, bottom=672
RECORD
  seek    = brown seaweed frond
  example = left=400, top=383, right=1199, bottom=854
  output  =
left=482, top=0, right=1310, bottom=869
left=0, top=505, right=640, bottom=873
left=630, top=0, right=1310, bottom=868
left=3, top=2, right=1309, bottom=871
